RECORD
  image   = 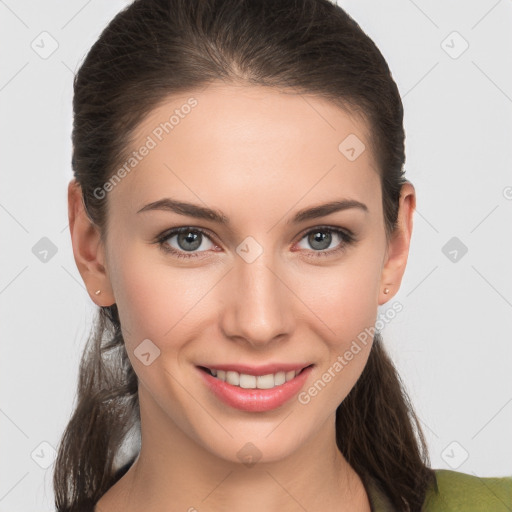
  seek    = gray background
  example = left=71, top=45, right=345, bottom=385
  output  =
left=1, top=0, right=511, bottom=510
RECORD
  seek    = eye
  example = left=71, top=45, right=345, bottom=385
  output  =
left=156, top=227, right=216, bottom=259
left=295, top=226, right=356, bottom=258
left=154, top=225, right=356, bottom=260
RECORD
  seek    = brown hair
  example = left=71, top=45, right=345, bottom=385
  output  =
left=54, top=0, right=436, bottom=510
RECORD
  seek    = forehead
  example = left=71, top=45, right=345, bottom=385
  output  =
left=108, top=83, right=380, bottom=216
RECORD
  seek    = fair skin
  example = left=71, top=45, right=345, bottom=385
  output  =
left=68, top=83, right=415, bottom=512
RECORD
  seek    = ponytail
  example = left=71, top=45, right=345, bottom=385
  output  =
left=53, top=306, right=139, bottom=510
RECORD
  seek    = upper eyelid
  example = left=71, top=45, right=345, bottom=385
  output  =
left=296, top=224, right=354, bottom=238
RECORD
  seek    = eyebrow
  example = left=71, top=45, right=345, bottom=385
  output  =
left=137, top=197, right=369, bottom=225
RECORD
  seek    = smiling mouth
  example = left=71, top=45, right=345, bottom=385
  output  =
left=198, top=365, right=313, bottom=390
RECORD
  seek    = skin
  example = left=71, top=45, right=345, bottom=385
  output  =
left=68, top=83, right=415, bottom=512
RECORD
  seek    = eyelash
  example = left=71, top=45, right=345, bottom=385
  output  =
left=154, top=225, right=356, bottom=260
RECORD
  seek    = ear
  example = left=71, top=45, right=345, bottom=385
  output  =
left=67, top=179, right=115, bottom=306
left=378, top=181, right=416, bottom=305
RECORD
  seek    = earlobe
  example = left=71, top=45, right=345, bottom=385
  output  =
left=378, top=181, right=416, bottom=305
left=67, top=179, right=116, bottom=306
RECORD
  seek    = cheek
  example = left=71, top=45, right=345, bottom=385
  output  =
left=109, top=246, right=216, bottom=352
left=296, top=274, right=379, bottom=412
left=109, top=251, right=217, bottom=409
left=298, top=252, right=382, bottom=345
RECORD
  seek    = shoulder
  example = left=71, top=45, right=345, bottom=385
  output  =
left=422, top=469, right=512, bottom=511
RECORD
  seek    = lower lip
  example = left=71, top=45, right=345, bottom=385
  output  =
left=197, top=365, right=314, bottom=412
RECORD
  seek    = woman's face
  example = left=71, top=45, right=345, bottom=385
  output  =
left=90, top=83, right=411, bottom=463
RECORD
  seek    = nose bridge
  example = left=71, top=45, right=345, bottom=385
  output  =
left=220, top=242, right=294, bottom=346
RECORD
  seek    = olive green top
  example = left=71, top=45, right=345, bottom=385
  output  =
left=365, top=469, right=512, bottom=511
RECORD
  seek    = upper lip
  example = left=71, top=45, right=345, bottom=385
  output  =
left=198, top=363, right=313, bottom=376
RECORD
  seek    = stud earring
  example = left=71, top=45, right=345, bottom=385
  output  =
left=383, top=288, right=389, bottom=294
left=95, top=290, right=101, bottom=295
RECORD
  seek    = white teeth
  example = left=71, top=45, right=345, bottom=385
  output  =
left=208, top=368, right=301, bottom=389
left=226, top=371, right=239, bottom=386
left=256, top=374, right=275, bottom=389
left=274, top=371, right=286, bottom=386
left=239, top=374, right=256, bottom=388
left=285, top=370, right=296, bottom=381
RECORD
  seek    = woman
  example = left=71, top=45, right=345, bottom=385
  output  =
left=55, top=0, right=512, bottom=510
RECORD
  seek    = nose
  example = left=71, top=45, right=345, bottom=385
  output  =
left=219, top=254, right=295, bottom=349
